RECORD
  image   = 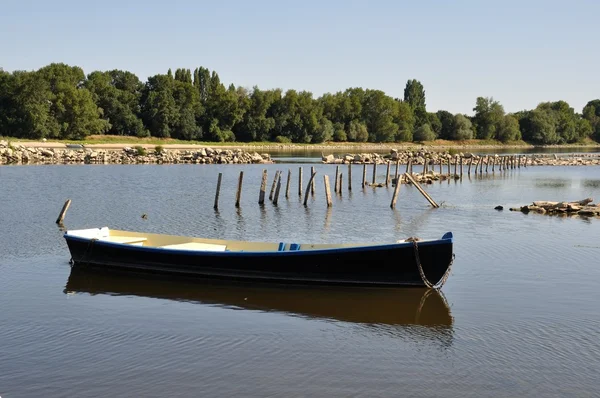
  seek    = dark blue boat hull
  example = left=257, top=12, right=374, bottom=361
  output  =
left=64, top=233, right=454, bottom=287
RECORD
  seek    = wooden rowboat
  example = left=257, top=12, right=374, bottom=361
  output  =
left=64, top=228, right=454, bottom=288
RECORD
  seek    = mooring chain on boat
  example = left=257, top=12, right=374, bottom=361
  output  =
left=410, top=238, right=455, bottom=290
left=73, top=237, right=98, bottom=267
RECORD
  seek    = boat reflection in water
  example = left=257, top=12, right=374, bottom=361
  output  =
left=65, top=268, right=453, bottom=344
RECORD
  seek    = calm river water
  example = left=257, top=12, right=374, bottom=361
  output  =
left=1, top=163, right=600, bottom=397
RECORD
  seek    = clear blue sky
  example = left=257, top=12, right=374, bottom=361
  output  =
left=1, top=0, right=598, bottom=115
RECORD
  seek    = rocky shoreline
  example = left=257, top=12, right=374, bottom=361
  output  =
left=321, top=149, right=600, bottom=166
left=0, top=141, right=273, bottom=165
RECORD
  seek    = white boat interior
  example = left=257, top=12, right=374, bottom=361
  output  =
left=65, top=227, right=396, bottom=253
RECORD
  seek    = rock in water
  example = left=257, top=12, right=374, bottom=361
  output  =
left=494, top=205, right=504, bottom=211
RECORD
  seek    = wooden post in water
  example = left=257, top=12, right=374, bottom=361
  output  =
left=518, top=156, right=521, bottom=168
left=303, top=170, right=317, bottom=206
left=524, top=156, right=528, bottom=168
left=311, top=166, right=316, bottom=194
left=298, top=167, right=303, bottom=197
left=348, top=163, right=352, bottom=191
left=362, top=164, right=367, bottom=188
left=273, top=174, right=282, bottom=205
left=334, top=165, right=340, bottom=193
left=491, top=156, right=496, bottom=172
left=395, top=161, right=400, bottom=182
left=479, top=157, right=484, bottom=174
left=338, top=173, right=343, bottom=195
left=385, top=162, right=391, bottom=187
left=324, top=175, right=332, bottom=207
left=406, top=158, right=412, bottom=174
left=285, top=169, right=291, bottom=199
left=259, top=169, right=268, bottom=205
left=269, top=170, right=280, bottom=201
left=390, top=176, right=401, bottom=209
left=447, top=157, right=451, bottom=177
left=485, top=156, right=489, bottom=173
left=460, top=157, right=464, bottom=178
left=213, top=172, right=223, bottom=210
left=372, top=163, right=377, bottom=184
left=422, top=157, right=427, bottom=175
left=438, top=158, right=442, bottom=175
left=404, top=173, right=439, bottom=208
left=468, top=157, right=473, bottom=175
left=56, top=199, right=72, bottom=225
left=453, top=156, right=458, bottom=177
left=235, top=171, right=244, bottom=208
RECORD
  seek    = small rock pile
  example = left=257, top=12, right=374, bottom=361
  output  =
left=0, top=141, right=272, bottom=165
left=509, top=198, right=600, bottom=217
left=322, top=149, right=456, bottom=165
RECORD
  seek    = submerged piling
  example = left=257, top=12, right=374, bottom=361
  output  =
left=273, top=174, right=282, bottom=205
left=385, top=162, right=391, bottom=187
left=269, top=170, right=280, bottom=201
left=324, top=175, right=332, bottom=207
left=335, top=165, right=340, bottom=193
left=298, top=167, right=303, bottom=197
left=285, top=169, right=291, bottom=199
left=56, top=199, right=72, bottom=225
left=311, top=166, right=316, bottom=195
left=304, top=170, right=317, bottom=206
left=372, top=163, right=377, bottom=184
left=362, top=164, right=367, bottom=188
left=348, top=163, right=352, bottom=191
left=214, top=172, right=223, bottom=210
left=235, top=171, right=244, bottom=207
left=390, top=178, right=401, bottom=209
left=259, top=169, right=268, bottom=205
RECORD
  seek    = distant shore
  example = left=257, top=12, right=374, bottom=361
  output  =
left=4, top=135, right=600, bottom=152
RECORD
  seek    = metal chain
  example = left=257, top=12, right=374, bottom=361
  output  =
left=76, top=237, right=97, bottom=266
left=412, top=240, right=455, bottom=290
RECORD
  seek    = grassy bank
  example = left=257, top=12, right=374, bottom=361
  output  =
left=2, top=135, right=599, bottom=151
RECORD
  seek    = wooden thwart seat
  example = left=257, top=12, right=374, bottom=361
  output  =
left=99, top=236, right=147, bottom=245
left=159, top=242, right=227, bottom=252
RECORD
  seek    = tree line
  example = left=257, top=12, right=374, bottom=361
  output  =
left=0, top=63, right=599, bottom=145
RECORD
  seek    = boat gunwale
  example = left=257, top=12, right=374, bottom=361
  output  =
left=64, top=231, right=453, bottom=257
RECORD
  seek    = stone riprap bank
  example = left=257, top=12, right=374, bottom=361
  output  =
left=0, top=141, right=272, bottom=165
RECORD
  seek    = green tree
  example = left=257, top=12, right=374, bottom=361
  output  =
left=403, top=79, right=426, bottom=126
left=85, top=70, right=146, bottom=137
left=436, top=110, right=455, bottom=140
left=583, top=99, right=600, bottom=140
left=496, top=115, right=521, bottom=142
left=333, top=122, right=347, bottom=141
left=452, top=114, right=474, bottom=140
left=413, top=123, right=435, bottom=142
left=140, top=74, right=178, bottom=137
left=362, top=89, right=398, bottom=142
left=472, top=97, right=505, bottom=139
left=347, top=119, right=368, bottom=142
left=427, top=112, right=441, bottom=136
left=394, top=101, right=414, bottom=142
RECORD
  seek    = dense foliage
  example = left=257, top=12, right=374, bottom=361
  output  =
left=0, top=63, right=597, bottom=144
